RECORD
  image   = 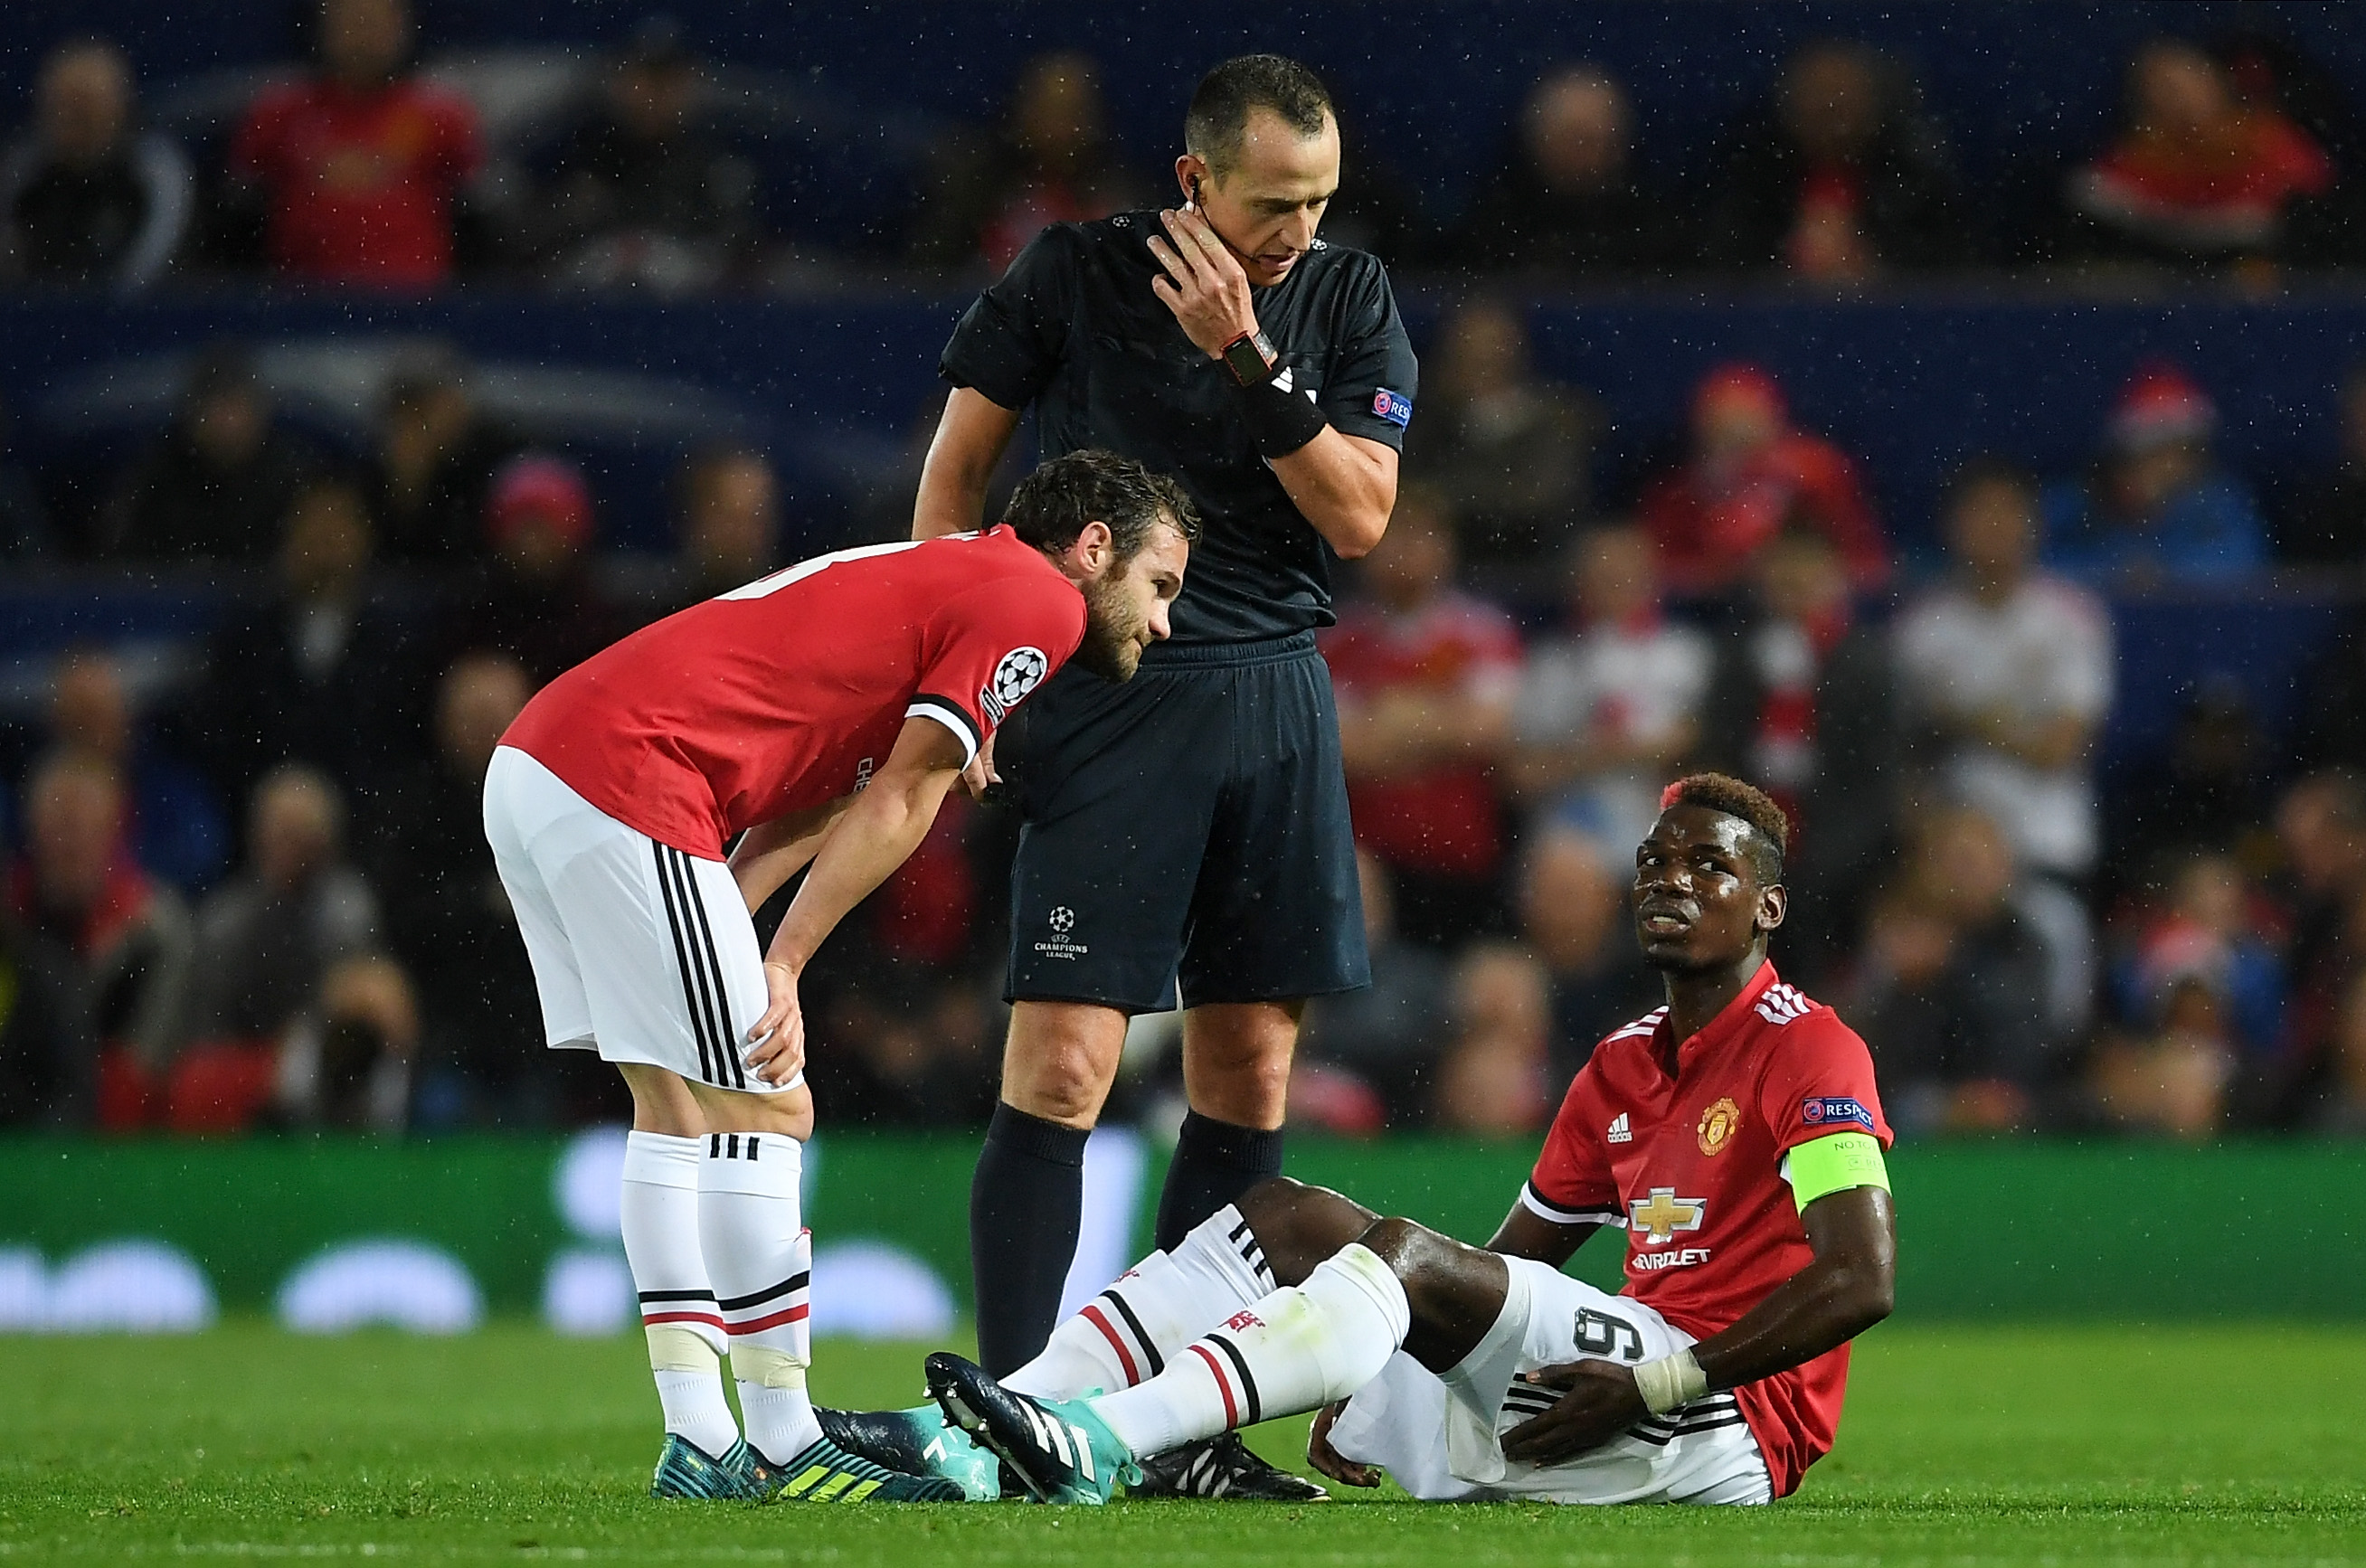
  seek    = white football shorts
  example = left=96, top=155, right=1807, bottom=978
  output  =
left=482, top=745, right=798, bottom=1093
left=1326, top=1256, right=1772, bottom=1505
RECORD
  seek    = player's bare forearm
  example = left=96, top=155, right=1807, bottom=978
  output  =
left=764, top=722, right=968, bottom=972
left=727, top=800, right=850, bottom=912
left=1689, top=1185, right=1898, bottom=1393
left=1483, top=1202, right=1600, bottom=1268
left=1269, top=430, right=1396, bottom=560
left=912, top=387, right=1021, bottom=540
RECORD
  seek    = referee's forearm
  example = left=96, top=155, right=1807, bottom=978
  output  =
left=1270, top=429, right=1395, bottom=559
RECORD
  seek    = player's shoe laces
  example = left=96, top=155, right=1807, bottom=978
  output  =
left=923, top=1351, right=1139, bottom=1506
left=649, top=1434, right=764, bottom=1500
left=815, top=1403, right=1004, bottom=1501
left=746, top=1434, right=967, bottom=1504
left=1129, top=1432, right=1331, bottom=1502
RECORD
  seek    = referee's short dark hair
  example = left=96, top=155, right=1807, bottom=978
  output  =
left=1004, top=449, right=1200, bottom=562
left=1186, top=55, right=1334, bottom=176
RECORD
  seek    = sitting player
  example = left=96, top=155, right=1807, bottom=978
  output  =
left=829, top=774, right=1896, bottom=1504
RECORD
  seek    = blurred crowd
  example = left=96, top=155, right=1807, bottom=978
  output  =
left=6, top=5, right=2366, bottom=1147
left=5, top=4, right=2366, bottom=292
left=4, top=310, right=2366, bottom=1145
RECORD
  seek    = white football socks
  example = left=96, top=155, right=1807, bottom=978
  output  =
left=620, top=1130, right=740, bottom=1459
left=1006, top=1203, right=1276, bottom=1399
left=698, top=1131, right=823, bottom=1465
left=1088, top=1242, right=1412, bottom=1459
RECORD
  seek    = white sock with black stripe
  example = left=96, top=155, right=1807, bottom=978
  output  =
left=1087, top=1243, right=1411, bottom=1459
left=620, top=1130, right=739, bottom=1459
left=699, top=1131, right=822, bottom=1464
left=1005, top=1204, right=1273, bottom=1400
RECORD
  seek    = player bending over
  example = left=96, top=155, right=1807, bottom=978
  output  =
left=834, top=775, right=1897, bottom=1504
left=485, top=450, right=1195, bottom=1502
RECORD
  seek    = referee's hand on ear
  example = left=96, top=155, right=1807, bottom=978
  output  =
left=1149, top=207, right=1259, bottom=358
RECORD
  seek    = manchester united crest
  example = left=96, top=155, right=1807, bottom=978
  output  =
left=1697, top=1096, right=1742, bottom=1156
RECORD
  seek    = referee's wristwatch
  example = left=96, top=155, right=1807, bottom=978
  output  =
left=1219, top=329, right=1280, bottom=387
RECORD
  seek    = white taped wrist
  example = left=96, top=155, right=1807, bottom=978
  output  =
left=1632, top=1348, right=1708, bottom=1416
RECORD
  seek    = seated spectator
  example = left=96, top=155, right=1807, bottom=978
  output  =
left=533, top=18, right=760, bottom=294
left=1297, top=847, right=1453, bottom=1129
left=2068, top=38, right=2333, bottom=272
left=1510, top=522, right=1713, bottom=861
left=226, top=0, right=483, bottom=286
left=1519, top=830, right=1660, bottom=1087
left=907, top=50, right=1143, bottom=272
left=185, top=765, right=379, bottom=1050
left=2271, top=362, right=2366, bottom=566
left=1640, top=363, right=1888, bottom=597
left=1435, top=942, right=1551, bottom=1133
left=104, top=345, right=319, bottom=562
left=191, top=475, right=426, bottom=803
left=2114, top=853, right=2285, bottom=1062
left=2106, top=675, right=2275, bottom=900
left=367, top=352, right=520, bottom=564
left=1845, top=807, right=2060, bottom=1135
left=0, top=910, right=95, bottom=1127
left=1324, top=488, right=1524, bottom=946
left=2235, top=770, right=2366, bottom=1128
left=446, top=452, right=629, bottom=684
left=46, top=647, right=227, bottom=893
left=2088, top=973, right=2235, bottom=1139
left=1, top=38, right=190, bottom=288
left=1401, top=299, right=1599, bottom=567
left=2042, top=361, right=2268, bottom=586
left=1451, top=64, right=1681, bottom=276
left=0, top=395, right=55, bottom=561
left=1699, top=40, right=1966, bottom=279
left=1698, top=524, right=1899, bottom=983
left=658, top=445, right=781, bottom=614
left=270, top=953, right=415, bottom=1131
left=5, top=750, right=193, bottom=1075
left=1896, top=461, right=2113, bottom=884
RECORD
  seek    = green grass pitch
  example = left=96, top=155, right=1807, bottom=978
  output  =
left=2, top=1323, right=2361, bottom=1564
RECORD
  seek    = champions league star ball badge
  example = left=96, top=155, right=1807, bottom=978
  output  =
left=980, top=647, right=1049, bottom=724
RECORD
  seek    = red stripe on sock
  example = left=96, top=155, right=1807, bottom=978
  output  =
left=729, top=1303, right=811, bottom=1336
left=1188, top=1342, right=1237, bottom=1427
left=1081, top=1304, right=1140, bottom=1385
left=642, top=1310, right=726, bottom=1330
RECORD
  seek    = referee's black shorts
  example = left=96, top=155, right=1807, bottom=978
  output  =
left=999, top=631, right=1369, bottom=1014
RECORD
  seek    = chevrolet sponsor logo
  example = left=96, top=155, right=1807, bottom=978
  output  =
left=1628, top=1186, right=1706, bottom=1247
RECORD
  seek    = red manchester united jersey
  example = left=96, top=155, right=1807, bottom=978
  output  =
left=1522, top=959, right=1891, bottom=1497
left=501, top=527, right=1085, bottom=858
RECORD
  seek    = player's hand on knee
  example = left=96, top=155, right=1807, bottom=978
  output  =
left=1150, top=207, right=1257, bottom=359
left=1306, top=1400, right=1381, bottom=1488
left=1500, top=1361, right=1648, bottom=1468
left=745, top=960, right=806, bottom=1084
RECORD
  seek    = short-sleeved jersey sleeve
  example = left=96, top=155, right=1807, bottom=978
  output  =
left=939, top=224, right=1078, bottom=412
left=907, top=573, right=1087, bottom=767
left=1522, top=1065, right=1623, bottom=1227
left=1756, top=1012, right=1894, bottom=1157
left=1318, top=256, right=1419, bottom=452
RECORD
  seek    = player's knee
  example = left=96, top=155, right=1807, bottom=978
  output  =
left=1238, top=1178, right=1377, bottom=1286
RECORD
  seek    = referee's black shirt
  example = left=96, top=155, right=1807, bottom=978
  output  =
left=941, top=212, right=1419, bottom=647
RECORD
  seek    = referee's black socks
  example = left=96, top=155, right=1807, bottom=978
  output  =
left=1153, top=1110, right=1286, bottom=1253
left=970, top=1102, right=1090, bottom=1376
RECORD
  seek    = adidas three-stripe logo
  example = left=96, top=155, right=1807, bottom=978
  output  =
left=653, top=843, right=746, bottom=1088
left=1228, top=1217, right=1275, bottom=1289
left=1019, top=1403, right=1097, bottom=1481
left=1754, top=984, right=1813, bottom=1026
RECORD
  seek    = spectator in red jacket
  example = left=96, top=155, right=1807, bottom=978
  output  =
left=227, top=0, right=482, bottom=286
left=1323, top=486, right=1525, bottom=947
left=2068, top=38, right=2333, bottom=271
left=1640, top=362, right=1888, bottom=597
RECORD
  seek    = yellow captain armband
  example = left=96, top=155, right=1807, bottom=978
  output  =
left=1780, top=1131, right=1890, bottom=1213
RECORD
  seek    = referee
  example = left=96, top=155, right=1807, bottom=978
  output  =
left=913, top=54, right=1414, bottom=1497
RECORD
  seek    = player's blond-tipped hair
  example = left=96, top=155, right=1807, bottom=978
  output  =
left=1658, top=773, right=1789, bottom=881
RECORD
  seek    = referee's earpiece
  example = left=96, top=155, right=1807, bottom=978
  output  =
left=1188, top=174, right=1203, bottom=213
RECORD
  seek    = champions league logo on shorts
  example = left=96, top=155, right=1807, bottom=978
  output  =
left=1035, top=904, right=1087, bottom=961
left=981, top=647, right=1049, bottom=725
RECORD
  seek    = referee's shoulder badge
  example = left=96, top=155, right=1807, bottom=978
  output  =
left=1801, top=1095, right=1878, bottom=1134
left=1371, top=388, right=1414, bottom=428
